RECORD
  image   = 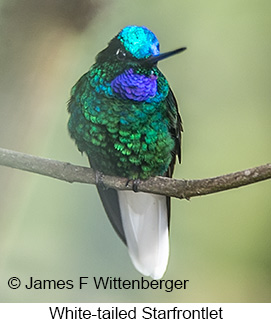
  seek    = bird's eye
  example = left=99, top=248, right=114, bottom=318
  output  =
left=116, top=48, right=126, bottom=60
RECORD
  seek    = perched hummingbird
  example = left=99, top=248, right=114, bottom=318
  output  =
left=68, top=25, right=186, bottom=279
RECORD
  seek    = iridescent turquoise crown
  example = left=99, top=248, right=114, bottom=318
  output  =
left=118, top=25, right=160, bottom=59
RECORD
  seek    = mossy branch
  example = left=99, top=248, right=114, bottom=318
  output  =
left=0, top=147, right=270, bottom=200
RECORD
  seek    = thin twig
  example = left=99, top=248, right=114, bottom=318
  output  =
left=0, top=147, right=270, bottom=200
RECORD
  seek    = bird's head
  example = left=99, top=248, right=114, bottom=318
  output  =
left=94, top=26, right=186, bottom=101
left=96, top=25, right=186, bottom=67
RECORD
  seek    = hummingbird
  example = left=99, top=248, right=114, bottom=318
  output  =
left=68, top=25, right=186, bottom=279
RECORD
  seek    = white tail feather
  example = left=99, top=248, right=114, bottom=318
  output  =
left=118, top=191, right=169, bottom=279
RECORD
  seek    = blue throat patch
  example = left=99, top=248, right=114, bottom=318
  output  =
left=111, top=68, right=157, bottom=101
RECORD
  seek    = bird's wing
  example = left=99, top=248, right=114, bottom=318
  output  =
left=96, top=185, right=127, bottom=245
left=165, top=87, right=183, bottom=225
left=166, top=87, right=183, bottom=177
left=87, top=156, right=127, bottom=245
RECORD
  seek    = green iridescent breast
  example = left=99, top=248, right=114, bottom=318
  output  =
left=68, top=63, right=176, bottom=179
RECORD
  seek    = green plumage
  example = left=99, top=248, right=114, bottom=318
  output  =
left=68, top=63, right=180, bottom=180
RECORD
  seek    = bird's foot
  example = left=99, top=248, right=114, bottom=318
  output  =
left=180, top=192, right=190, bottom=201
left=125, top=178, right=140, bottom=192
left=95, top=170, right=106, bottom=189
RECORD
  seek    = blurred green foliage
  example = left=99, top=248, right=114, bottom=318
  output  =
left=0, top=0, right=270, bottom=302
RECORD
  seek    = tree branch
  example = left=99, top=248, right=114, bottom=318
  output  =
left=0, top=147, right=270, bottom=200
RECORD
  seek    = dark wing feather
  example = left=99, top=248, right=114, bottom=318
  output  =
left=165, top=87, right=183, bottom=225
left=167, top=87, right=183, bottom=176
left=87, top=156, right=127, bottom=245
left=96, top=186, right=127, bottom=245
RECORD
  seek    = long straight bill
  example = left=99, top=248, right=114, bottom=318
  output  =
left=147, top=47, right=187, bottom=64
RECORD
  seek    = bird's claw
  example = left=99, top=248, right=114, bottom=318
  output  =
left=126, top=178, right=140, bottom=193
left=95, top=170, right=106, bottom=189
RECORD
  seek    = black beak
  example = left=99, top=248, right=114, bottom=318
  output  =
left=146, top=47, right=187, bottom=64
